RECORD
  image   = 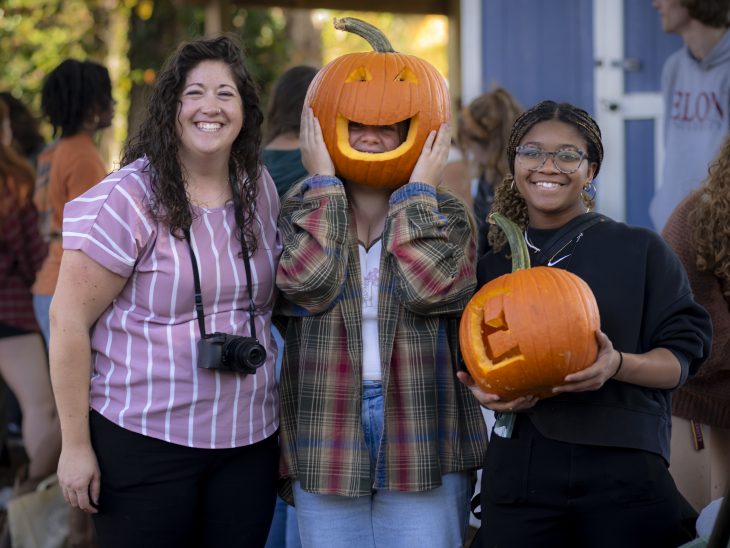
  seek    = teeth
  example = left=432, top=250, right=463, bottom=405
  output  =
left=196, top=122, right=221, bottom=132
left=535, top=181, right=561, bottom=189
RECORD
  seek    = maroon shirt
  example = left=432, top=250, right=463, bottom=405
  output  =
left=0, top=197, right=47, bottom=331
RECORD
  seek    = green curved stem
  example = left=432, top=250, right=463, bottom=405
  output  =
left=490, top=212, right=531, bottom=272
left=333, top=17, right=395, bottom=53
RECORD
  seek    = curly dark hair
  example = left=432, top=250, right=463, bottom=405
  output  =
left=488, top=100, right=604, bottom=252
left=41, top=59, right=112, bottom=138
left=264, top=65, right=318, bottom=144
left=689, top=135, right=730, bottom=294
left=122, top=34, right=264, bottom=253
left=681, top=0, right=729, bottom=28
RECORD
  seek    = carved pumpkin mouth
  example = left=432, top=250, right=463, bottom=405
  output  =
left=335, top=113, right=420, bottom=162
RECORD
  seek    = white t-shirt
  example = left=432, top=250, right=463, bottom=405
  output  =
left=359, top=239, right=382, bottom=381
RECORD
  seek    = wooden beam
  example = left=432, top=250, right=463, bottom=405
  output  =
left=186, top=0, right=450, bottom=15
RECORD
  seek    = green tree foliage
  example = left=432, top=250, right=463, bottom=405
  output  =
left=0, top=0, right=104, bottom=117
left=319, top=10, right=449, bottom=80
left=126, top=2, right=290, bottom=140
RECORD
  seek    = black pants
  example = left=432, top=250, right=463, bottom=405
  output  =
left=90, top=411, right=278, bottom=548
left=478, top=415, right=696, bottom=548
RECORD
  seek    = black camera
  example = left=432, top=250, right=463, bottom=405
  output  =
left=197, top=333, right=266, bottom=375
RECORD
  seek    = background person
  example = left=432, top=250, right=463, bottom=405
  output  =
left=261, top=64, right=319, bottom=548
left=31, top=59, right=114, bottom=345
left=455, top=86, right=523, bottom=256
left=459, top=100, right=712, bottom=547
left=0, top=96, right=60, bottom=500
left=50, top=35, right=282, bottom=548
left=0, top=91, right=45, bottom=168
left=662, top=134, right=730, bottom=512
left=650, top=0, right=730, bottom=231
left=263, top=64, right=318, bottom=198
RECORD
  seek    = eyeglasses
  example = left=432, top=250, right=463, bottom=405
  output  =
left=515, top=145, right=586, bottom=174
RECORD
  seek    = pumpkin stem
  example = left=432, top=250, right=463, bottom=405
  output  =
left=490, top=212, right=531, bottom=272
left=333, top=17, right=396, bottom=53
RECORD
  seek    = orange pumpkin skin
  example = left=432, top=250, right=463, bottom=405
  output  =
left=305, top=19, right=450, bottom=189
left=459, top=265, right=600, bottom=401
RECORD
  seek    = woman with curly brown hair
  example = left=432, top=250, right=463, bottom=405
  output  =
left=459, top=100, right=712, bottom=547
left=663, top=135, right=730, bottom=513
left=49, top=35, right=281, bottom=547
left=455, top=86, right=523, bottom=256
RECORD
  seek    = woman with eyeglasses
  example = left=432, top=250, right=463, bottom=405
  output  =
left=458, top=100, right=712, bottom=547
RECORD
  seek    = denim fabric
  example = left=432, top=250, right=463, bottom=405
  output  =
left=33, top=293, right=52, bottom=346
left=362, top=381, right=386, bottom=486
left=293, top=382, right=471, bottom=547
left=293, top=473, right=471, bottom=548
left=264, top=497, right=302, bottom=548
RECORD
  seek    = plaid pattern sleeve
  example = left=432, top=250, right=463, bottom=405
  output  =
left=276, top=176, right=349, bottom=315
left=384, top=183, right=477, bottom=316
left=277, top=179, right=488, bottom=498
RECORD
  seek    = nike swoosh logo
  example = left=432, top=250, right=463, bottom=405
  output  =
left=547, top=254, right=571, bottom=267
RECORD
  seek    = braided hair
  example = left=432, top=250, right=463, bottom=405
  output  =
left=122, top=34, right=263, bottom=254
left=488, top=100, right=604, bottom=252
left=41, top=59, right=112, bottom=138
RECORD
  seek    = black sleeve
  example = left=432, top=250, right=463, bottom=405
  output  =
left=476, top=248, right=511, bottom=290
left=642, top=233, right=712, bottom=384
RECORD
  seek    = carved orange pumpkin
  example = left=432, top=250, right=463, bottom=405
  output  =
left=459, top=213, right=600, bottom=400
left=305, top=17, right=450, bottom=189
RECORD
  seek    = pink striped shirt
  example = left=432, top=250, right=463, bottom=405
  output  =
left=63, top=157, right=282, bottom=449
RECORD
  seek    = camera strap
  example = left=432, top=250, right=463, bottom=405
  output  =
left=183, top=227, right=258, bottom=341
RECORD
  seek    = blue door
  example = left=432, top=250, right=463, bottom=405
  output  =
left=479, top=0, right=681, bottom=227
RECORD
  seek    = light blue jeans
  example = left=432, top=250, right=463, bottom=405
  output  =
left=293, top=381, right=471, bottom=548
left=32, top=294, right=53, bottom=347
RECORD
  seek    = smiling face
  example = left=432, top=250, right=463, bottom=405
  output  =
left=348, top=121, right=406, bottom=154
left=514, top=119, right=597, bottom=229
left=176, top=60, right=244, bottom=166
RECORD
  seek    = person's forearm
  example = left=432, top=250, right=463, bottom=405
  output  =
left=49, top=315, right=93, bottom=448
left=613, top=347, right=681, bottom=389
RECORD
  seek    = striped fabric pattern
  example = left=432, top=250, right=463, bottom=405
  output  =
left=63, top=157, right=282, bottom=449
left=277, top=176, right=489, bottom=497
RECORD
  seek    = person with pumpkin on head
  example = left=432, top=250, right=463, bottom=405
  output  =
left=457, top=100, right=712, bottom=547
left=275, top=17, right=489, bottom=548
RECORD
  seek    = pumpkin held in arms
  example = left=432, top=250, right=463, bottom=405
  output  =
left=305, top=17, right=450, bottom=189
left=459, top=213, right=600, bottom=401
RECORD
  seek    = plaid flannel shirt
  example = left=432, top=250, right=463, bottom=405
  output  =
left=276, top=175, right=489, bottom=498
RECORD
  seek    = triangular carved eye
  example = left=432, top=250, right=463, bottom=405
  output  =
left=345, top=67, right=373, bottom=83
left=395, top=67, right=418, bottom=83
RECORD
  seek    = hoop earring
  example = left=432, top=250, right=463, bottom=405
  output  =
left=508, top=174, right=515, bottom=191
left=582, top=181, right=597, bottom=200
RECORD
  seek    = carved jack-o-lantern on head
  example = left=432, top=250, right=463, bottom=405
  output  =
left=459, top=214, right=600, bottom=400
left=305, top=17, right=451, bottom=189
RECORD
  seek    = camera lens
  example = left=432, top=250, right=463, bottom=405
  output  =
left=224, top=337, right=266, bottom=373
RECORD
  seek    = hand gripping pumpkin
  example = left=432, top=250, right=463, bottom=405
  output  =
left=305, top=17, right=450, bottom=189
left=459, top=213, right=600, bottom=400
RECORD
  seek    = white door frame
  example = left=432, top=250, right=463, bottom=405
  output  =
left=593, top=0, right=664, bottom=222
left=460, top=0, right=482, bottom=105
